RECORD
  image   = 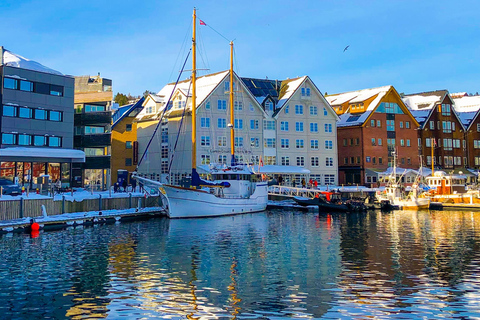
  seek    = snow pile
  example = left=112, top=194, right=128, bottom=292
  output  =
left=3, top=50, right=63, bottom=75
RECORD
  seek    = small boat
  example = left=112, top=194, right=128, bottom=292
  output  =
left=293, top=192, right=366, bottom=213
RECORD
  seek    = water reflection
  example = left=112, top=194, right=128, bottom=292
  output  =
left=0, top=210, right=479, bottom=318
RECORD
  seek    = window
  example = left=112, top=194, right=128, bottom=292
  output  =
left=295, top=105, right=303, bottom=114
left=17, top=134, right=30, bottom=146
left=19, top=107, right=32, bottom=118
left=326, top=157, right=334, bottom=167
left=426, top=138, right=432, bottom=147
left=3, top=105, right=16, bottom=117
left=441, top=104, right=451, bottom=116
left=217, top=118, right=226, bottom=128
left=264, top=101, right=273, bottom=112
left=343, top=139, right=347, bottom=146
left=477, top=123, right=480, bottom=132
left=310, top=106, right=318, bottom=115
left=200, top=136, right=210, bottom=146
left=126, top=141, right=132, bottom=149
left=386, top=120, right=395, bottom=131
left=250, top=120, right=259, bottom=130
left=407, top=139, right=411, bottom=147
left=234, top=119, right=243, bottom=129
left=406, top=121, right=410, bottom=129
left=217, top=100, right=227, bottom=110
left=371, top=119, right=375, bottom=127
left=50, top=85, right=63, bottom=96
left=418, top=138, right=421, bottom=147
left=217, top=136, right=227, bottom=147
left=311, top=157, right=319, bottom=167
left=310, top=123, right=318, bottom=132
left=378, top=138, right=382, bottom=146
left=201, top=154, right=211, bottom=165
left=400, top=121, right=404, bottom=128
left=324, top=140, right=332, bottom=149
left=250, top=137, right=259, bottom=148
left=377, top=120, right=381, bottom=127
left=3, top=77, right=18, bottom=90
left=34, top=109, right=47, bottom=120
left=2, top=133, right=15, bottom=145
left=281, top=138, right=289, bottom=149
left=379, top=157, right=383, bottom=164
left=125, top=158, right=133, bottom=166
left=280, top=121, right=289, bottom=131
left=325, top=174, right=335, bottom=185
left=366, top=156, right=371, bottom=163
left=85, top=104, right=106, bottom=112
left=33, top=136, right=45, bottom=146
left=281, top=156, right=290, bottom=166
left=264, top=138, right=275, bottom=148
left=84, top=148, right=105, bottom=156
left=263, top=120, right=275, bottom=130
left=295, top=122, right=304, bottom=132
left=126, top=124, right=132, bottom=132
left=218, top=155, right=227, bottom=164
left=431, top=121, right=436, bottom=130
left=453, top=139, right=460, bottom=148
left=372, top=138, right=376, bottom=146
left=224, top=81, right=229, bottom=92
left=285, top=105, right=289, bottom=114
left=296, top=156, right=305, bottom=166
left=205, top=100, right=211, bottom=109
left=19, top=80, right=33, bottom=92
left=400, top=139, right=405, bottom=147
left=85, top=126, right=105, bottom=134
left=442, top=121, right=452, bottom=133
left=49, top=111, right=62, bottom=121
left=323, top=108, right=328, bottom=116
left=235, top=137, right=244, bottom=147
left=234, top=101, right=243, bottom=111
left=296, top=139, right=304, bottom=149
left=324, top=123, right=332, bottom=133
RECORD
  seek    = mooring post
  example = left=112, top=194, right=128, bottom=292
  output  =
left=19, top=197, right=24, bottom=219
left=99, top=194, right=102, bottom=212
left=129, top=193, right=132, bottom=208
left=62, top=195, right=65, bottom=214
left=0, top=186, right=2, bottom=198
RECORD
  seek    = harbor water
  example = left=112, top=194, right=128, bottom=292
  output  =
left=1, top=210, right=480, bottom=319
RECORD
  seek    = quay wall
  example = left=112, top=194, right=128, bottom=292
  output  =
left=0, top=195, right=162, bottom=221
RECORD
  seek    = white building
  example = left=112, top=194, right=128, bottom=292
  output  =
left=135, top=71, right=339, bottom=186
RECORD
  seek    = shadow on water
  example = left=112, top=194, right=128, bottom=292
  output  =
left=0, top=210, right=480, bottom=318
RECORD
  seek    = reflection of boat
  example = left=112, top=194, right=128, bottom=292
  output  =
left=134, top=9, right=268, bottom=218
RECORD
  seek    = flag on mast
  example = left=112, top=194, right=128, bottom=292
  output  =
left=199, top=20, right=206, bottom=26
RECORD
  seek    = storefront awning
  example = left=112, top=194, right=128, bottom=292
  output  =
left=0, top=147, right=85, bottom=163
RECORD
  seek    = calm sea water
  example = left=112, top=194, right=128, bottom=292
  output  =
left=1, top=210, right=480, bottom=319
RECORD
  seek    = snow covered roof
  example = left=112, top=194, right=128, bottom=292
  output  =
left=2, top=50, right=63, bottom=75
left=276, top=77, right=306, bottom=109
left=326, top=86, right=392, bottom=127
left=453, top=95, right=480, bottom=113
left=0, top=147, right=85, bottom=162
left=402, top=91, right=446, bottom=111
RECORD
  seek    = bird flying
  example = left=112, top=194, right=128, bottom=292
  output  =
left=343, top=45, right=349, bottom=52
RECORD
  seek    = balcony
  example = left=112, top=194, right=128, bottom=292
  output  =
left=74, top=111, right=112, bottom=126
left=74, top=133, right=111, bottom=148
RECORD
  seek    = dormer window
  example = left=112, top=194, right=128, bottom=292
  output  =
left=265, top=100, right=274, bottom=112
left=301, top=88, right=311, bottom=97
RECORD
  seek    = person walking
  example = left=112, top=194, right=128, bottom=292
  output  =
left=314, top=180, right=318, bottom=189
left=301, top=178, right=306, bottom=188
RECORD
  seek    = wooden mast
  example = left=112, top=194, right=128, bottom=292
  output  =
left=431, top=137, right=434, bottom=176
left=191, top=8, right=197, bottom=171
left=229, top=41, right=235, bottom=166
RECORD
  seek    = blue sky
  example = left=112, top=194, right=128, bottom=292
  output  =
left=1, top=0, right=479, bottom=96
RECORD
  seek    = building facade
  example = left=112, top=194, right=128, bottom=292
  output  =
left=111, top=97, right=144, bottom=184
left=326, top=86, right=420, bottom=187
left=453, top=95, right=480, bottom=170
left=403, top=90, right=466, bottom=170
left=135, top=71, right=339, bottom=186
left=0, top=47, right=84, bottom=189
left=73, top=75, right=113, bottom=188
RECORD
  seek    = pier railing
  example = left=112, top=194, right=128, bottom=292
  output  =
left=268, top=185, right=324, bottom=198
left=0, top=195, right=163, bottom=221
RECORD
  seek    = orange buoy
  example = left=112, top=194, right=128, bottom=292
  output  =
left=31, top=222, right=40, bottom=232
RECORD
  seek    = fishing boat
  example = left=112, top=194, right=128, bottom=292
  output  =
left=293, top=192, right=366, bottom=213
left=134, top=9, right=268, bottom=218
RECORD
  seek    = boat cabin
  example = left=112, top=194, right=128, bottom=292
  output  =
left=426, top=171, right=467, bottom=195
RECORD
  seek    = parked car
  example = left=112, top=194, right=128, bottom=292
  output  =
left=0, top=178, right=22, bottom=196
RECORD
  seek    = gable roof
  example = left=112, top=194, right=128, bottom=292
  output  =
left=454, top=95, right=480, bottom=130
left=112, top=97, right=145, bottom=129
left=326, top=86, right=392, bottom=127
left=402, top=90, right=463, bottom=130
left=2, top=49, right=63, bottom=75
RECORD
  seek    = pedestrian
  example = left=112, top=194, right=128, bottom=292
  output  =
left=292, top=179, right=296, bottom=188
left=55, top=179, right=62, bottom=194
left=301, top=178, right=306, bottom=188
left=314, top=180, right=318, bottom=188
left=131, top=178, right=137, bottom=192
left=278, top=175, right=283, bottom=186
left=309, top=178, right=313, bottom=188
left=122, top=179, right=128, bottom=192
left=114, top=181, right=119, bottom=193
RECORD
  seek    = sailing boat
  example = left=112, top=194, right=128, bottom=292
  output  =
left=380, top=150, right=430, bottom=210
left=135, top=9, right=268, bottom=218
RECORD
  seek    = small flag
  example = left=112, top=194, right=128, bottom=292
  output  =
left=199, top=20, right=206, bottom=26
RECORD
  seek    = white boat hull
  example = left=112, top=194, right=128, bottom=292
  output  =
left=162, top=183, right=268, bottom=218
left=395, top=198, right=430, bottom=210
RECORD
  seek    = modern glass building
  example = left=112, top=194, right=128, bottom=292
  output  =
left=0, top=46, right=85, bottom=189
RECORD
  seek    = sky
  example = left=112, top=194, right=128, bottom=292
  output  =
left=1, top=0, right=479, bottom=97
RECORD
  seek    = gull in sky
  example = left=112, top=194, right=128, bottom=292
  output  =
left=343, top=45, right=349, bottom=52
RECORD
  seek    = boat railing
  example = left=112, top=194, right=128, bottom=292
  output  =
left=268, top=185, right=324, bottom=198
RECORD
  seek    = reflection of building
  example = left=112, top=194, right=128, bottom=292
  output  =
left=73, top=74, right=112, bottom=188
left=0, top=47, right=84, bottom=188
left=111, top=97, right=144, bottom=183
